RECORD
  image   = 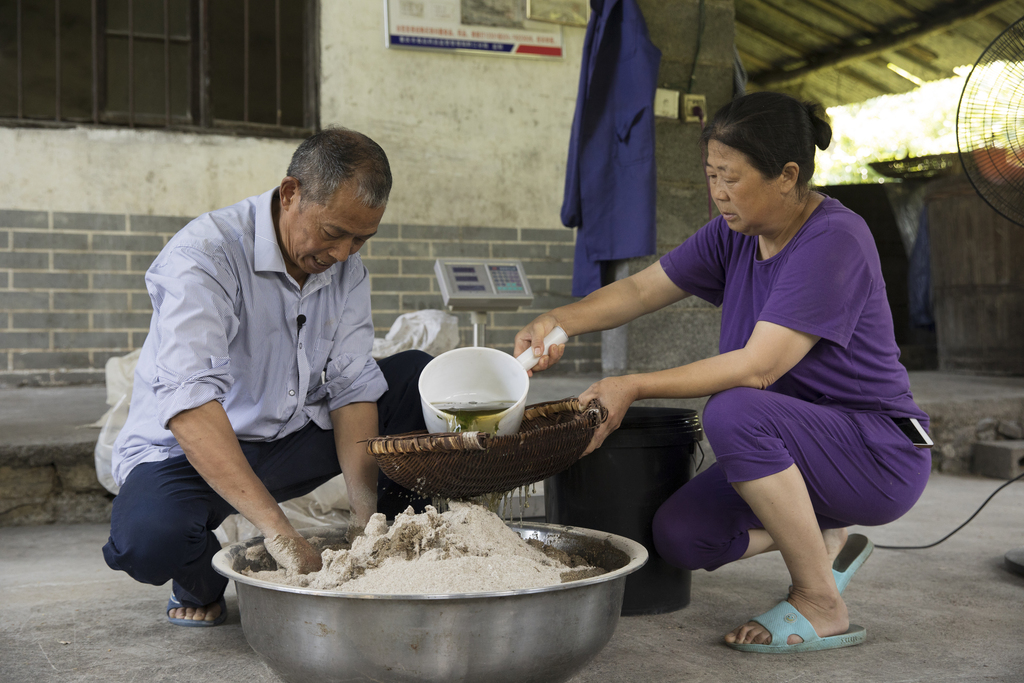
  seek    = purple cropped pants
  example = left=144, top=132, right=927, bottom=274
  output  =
left=652, top=387, right=931, bottom=572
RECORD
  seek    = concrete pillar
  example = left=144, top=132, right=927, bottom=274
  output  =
left=603, top=0, right=736, bottom=385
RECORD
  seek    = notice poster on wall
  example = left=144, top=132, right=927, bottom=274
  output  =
left=385, top=0, right=565, bottom=59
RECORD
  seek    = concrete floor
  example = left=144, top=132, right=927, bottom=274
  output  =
left=1, top=473, right=1022, bottom=682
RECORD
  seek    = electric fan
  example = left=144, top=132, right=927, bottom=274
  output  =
left=955, top=16, right=1024, bottom=577
left=957, top=17, right=1024, bottom=227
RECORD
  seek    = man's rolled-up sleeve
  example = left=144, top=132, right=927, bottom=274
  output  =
left=322, top=352, right=387, bottom=411
left=147, top=246, right=240, bottom=429
left=321, top=260, right=388, bottom=412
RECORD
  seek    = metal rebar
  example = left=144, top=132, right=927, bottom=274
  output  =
left=128, top=0, right=134, bottom=127
left=16, top=0, right=23, bottom=119
left=196, top=0, right=211, bottom=128
left=243, top=0, right=249, bottom=123
left=91, top=0, right=98, bottom=123
left=105, top=28, right=187, bottom=41
left=164, top=0, right=170, bottom=126
left=55, top=0, right=61, bottom=121
left=275, top=0, right=281, bottom=125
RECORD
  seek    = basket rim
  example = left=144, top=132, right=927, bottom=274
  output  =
left=366, top=398, right=605, bottom=454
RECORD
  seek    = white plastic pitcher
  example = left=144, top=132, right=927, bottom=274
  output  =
left=419, top=328, right=568, bottom=436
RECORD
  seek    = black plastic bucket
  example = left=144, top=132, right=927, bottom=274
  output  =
left=544, top=406, right=703, bottom=616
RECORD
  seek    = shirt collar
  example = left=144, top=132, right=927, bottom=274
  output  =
left=254, top=187, right=333, bottom=291
left=254, top=188, right=287, bottom=274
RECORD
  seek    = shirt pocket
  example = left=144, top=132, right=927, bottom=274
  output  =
left=615, top=105, right=654, bottom=167
left=308, top=337, right=334, bottom=390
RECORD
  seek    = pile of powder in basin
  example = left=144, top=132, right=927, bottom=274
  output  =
left=241, top=501, right=605, bottom=593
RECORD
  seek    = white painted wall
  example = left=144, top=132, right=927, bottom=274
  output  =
left=320, top=3, right=584, bottom=228
left=1, top=1, right=585, bottom=226
left=0, top=127, right=294, bottom=217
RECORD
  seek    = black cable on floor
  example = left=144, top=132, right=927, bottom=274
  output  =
left=876, top=470, right=1024, bottom=550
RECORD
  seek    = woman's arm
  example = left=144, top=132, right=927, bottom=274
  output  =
left=514, top=261, right=689, bottom=371
left=578, top=321, right=820, bottom=453
left=638, top=320, right=820, bottom=398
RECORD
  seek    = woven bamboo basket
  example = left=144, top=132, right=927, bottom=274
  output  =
left=366, top=398, right=606, bottom=500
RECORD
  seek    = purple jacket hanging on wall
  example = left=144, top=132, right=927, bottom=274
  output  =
left=562, top=0, right=661, bottom=297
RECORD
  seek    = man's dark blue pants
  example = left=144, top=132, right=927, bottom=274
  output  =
left=102, top=350, right=432, bottom=609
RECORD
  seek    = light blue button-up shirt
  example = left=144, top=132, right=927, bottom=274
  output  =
left=111, top=188, right=387, bottom=486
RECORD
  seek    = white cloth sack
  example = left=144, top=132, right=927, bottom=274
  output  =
left=214, top=478, right=352, bottom=545
left=93, top=349, right=142, bottom=494
left=371, top=309, right=460, bottom=359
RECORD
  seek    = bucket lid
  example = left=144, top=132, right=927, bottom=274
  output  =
left=618, top=407, right=703, bottom=437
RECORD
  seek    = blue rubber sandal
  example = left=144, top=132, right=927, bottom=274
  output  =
left=166, top=593, right=227, bottom=627
left=787, top=534, right=875, bottom=598
left=727, top=601, right=866, bottom=654
left=833, top=533, right=873, bottom=595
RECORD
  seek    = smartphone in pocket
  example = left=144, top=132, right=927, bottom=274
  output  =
left=895, top=417, right=934, bottom=448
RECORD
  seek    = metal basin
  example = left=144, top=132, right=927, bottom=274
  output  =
left=213, top=522, right=648, bottom=683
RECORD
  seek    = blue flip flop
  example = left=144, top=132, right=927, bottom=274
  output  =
left=727, top=600, right=866, bottom=654
left=833, top=533, right=873, bottom=595
left=787, top=533, right=875, bottom=598
left=166, top=593, right=227, bottom=627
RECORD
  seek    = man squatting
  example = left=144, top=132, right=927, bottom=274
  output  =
left=102, top=128, right=430, bottom=625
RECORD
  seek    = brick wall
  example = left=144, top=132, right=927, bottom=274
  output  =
left=0, top=208, right=597, bottom=387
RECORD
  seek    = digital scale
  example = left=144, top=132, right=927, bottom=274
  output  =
left=434, top=259, right=534, bottom=346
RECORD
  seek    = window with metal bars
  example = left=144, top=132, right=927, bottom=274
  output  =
left=0, top=0, right=319, bottom=137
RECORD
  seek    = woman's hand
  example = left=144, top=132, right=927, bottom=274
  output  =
left=514, top=313, right=565, bottom=376
left=578, top=375, right=640, bottom=455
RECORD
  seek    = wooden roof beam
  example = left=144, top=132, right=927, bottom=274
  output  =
left=827, top=64, right=896, bottom=98
left=796, top=0, right=879, bottom=34
left=887, top=50, right=948, bottom=80
left=736, top=22, right=805, bottom=59
left=735, top=17, right=814, bottom=58
left=752, top=0, right=1018, bottom=87
left=737, top=0, right=839, bottom=46
left=737, top=48, right=772, bottom=72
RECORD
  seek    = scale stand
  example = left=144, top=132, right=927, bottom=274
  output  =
left=470, top=311, right=488, bottom=347
left=433, top=259, right=535, bottom=348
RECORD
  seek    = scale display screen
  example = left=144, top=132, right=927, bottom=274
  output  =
left=434, top=259, right=534, bottom=311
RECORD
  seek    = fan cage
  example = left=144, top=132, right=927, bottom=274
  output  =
left=957, top=16, right=1024, bottom=227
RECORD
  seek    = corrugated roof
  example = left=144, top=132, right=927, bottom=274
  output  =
left=738, top=0, right=1024, bottom=107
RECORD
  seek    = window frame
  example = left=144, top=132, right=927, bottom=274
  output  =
left=1, top=0, right=319, bottom=139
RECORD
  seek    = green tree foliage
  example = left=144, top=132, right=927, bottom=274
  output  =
left=814, top=70, right=970, bottom=186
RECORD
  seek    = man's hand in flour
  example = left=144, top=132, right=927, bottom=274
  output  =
left=264, top=533, right=323, bottom=575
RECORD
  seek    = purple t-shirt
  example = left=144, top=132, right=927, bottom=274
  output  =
left=660, top=196, right=925, bottom=419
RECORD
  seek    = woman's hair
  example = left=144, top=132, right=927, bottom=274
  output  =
left=286, top=127, right=392, bottom=209
left=701, top=91, right=832, bottom=186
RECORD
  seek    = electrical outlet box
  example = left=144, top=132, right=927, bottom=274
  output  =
left=654, top=88, right=679, bottom=119
left=683, top=94, right=707, bottom=123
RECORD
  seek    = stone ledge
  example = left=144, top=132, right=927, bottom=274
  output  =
left=0, top=383, right=112, bottom=526
left=0, top=445, right=114, bottom=526
left=921, top=397, right=1024, bottom=474
left=972, top=440, right=1024, bottom=480
left=0, top=440, right=97, bottom=468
